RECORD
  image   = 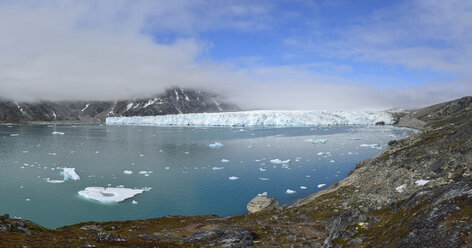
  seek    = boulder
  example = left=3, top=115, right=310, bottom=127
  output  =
left=247, top=195, right=279, bottom=213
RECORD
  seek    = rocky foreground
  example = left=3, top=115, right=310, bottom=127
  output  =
left=1, top=97, right=471, bottom=247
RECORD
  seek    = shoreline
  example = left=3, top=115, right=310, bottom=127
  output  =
left=1, top=96, right=471, bottom=247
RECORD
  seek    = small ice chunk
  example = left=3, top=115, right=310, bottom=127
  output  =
left=212, top=167, right=224, bottom=170
left=209, top=142, right=224, bottom=148
left=313, top=139, right=328, bottom=144
left=124, top=170, right=133, bottom=175
left=132, top=200, right=138, bottom=204
left=300, top=186, right=307, bottom=189
left=52, top=132, right=65, bottom=135
left=257, top=192, right=268, bottom=196
left=138, top=171, right=149, bottom=174
left=270, top=159, right=291, bottom=164
left=228, top=176, right=239, bottom=180
left=317, top=184, right=326, bottom=188
left=10, top=134, right=19, bottom=137
left=221, top=159, right=230, bottom=163
left=415, top=179, right=430, bottom=186
left=286, top=189, right=296, bottom=194
left=259, top=168, right=266, bottom=172
left=61, top=168, right=80, bottom=181
left=396, top=184, right=406, bottom=193
left=329, top=160, right=335, bottom=163
left=258, top=177, right=270, bottom=181
left=360, top=144, right=382, bottom=149
left=46, top=178, right=65, bottom=184
left=26, top=199, right=30, bottom=201
left=78, top=187, right=146, bottom=203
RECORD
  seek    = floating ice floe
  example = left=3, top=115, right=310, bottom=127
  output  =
left=415, top=179, right=430, bottom=186
left=132, top=200, right=138, bottom=204
left=317, top=184, right=326, bottom=188
left=313, top=139, right=329, bottom=144
left=258, top=178, right=270, bottom=181
left=52, top=132, right=65, bottom=135
left=46, top=178, right=65, bottom=184
left=396, top=184, right=406, bottom=193
left=300, top=186, right=307, bottom=190
left=259, top=168, right=266, bottom=172
left=286, top=189, right=296, bottom=194
left=123, top=170, right=133, bottom=175
left=78, top=187, right=146, bottom=203
left=221, top=159, right=230, bottom=163
left=209, top=142, right=224, bottom=148
left=258, top=192, right=268, bottom=196
left=10, top=134, right=19, bottom=137
left=61, top=168, right=80, bottom=181
left=212, top=167, right=224, bottom=170
left=359, top=144, right=382, bottom=149
left=228, top=176, right=239, bottom=180
left=270, top=159, right=291, bottom=164
left=106, top=110, right=395, bottom=126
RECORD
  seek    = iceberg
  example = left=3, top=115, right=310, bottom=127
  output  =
left=360, top=144, right=382, bottom=149
left=61, top=168, right=80, bottom=181
left=228, top=176, right=239, bottom=180
left=52, top=132, right=65, bottom=135
left=317, top=184, right=326, bottom=188
left=106, top=110, right=395, bottom=127
left=221, top=159, right=230, bottom=163
left=270, top=159, right=291, bottom=164
left=46, top=178, right=65, bottom=184
left=286, top=189, right=296, bottom=194
left=209, top=142, right=224, bottom=148
left=78, top=187, right=145, bottom=203
left=312, top=139, right=329, bottom=144
left=123, top=170, right=133, bottom=175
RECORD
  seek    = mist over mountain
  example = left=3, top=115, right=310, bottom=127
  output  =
left=0, top=88, right=239, bottom=124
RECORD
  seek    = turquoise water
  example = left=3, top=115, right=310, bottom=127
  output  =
left=0, top=124, right=414, bottom=228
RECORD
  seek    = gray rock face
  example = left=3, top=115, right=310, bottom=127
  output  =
left=247, top=195, right=279, bottom=213
left=396, top=96, right=472, bottom=130
left=179, top=229, right=256, bottom=248
left=0, top=87, right=240, bottom=124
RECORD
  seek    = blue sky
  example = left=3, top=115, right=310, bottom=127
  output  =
left=0, top=0, right=471, bottom=109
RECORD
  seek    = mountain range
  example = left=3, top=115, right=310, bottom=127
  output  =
left=0, top=88, right=239, bottom=124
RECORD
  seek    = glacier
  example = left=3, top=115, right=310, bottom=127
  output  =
left=105, top=110, right=394, bottom=127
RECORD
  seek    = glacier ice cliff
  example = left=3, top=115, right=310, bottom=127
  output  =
left=106, top=110, right=394, bottom=127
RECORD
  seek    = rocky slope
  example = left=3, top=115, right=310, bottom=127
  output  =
left=0, top=88, right=239, bottom=124
left=0, top=97, right=471, bottom=247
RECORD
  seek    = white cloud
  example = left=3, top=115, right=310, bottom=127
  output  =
left=0, top=0, right=470, bottom=110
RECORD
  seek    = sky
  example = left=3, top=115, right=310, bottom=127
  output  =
left=0, top=0, right=471, bottom=110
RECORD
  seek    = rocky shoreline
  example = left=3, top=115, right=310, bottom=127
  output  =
left=1, top=97, right=471, bottom=247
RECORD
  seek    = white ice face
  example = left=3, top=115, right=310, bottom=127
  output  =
left=106, top=110, right=394, bottom=127
left=61, top=168, right=80, bottom=181
left=78, top=187, right=145, bottom=203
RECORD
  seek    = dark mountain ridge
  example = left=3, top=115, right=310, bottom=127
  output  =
left=0, top=87, right=239, bottom=124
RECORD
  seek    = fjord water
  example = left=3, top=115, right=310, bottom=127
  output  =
left=0, top=125, right=414, bottom=228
